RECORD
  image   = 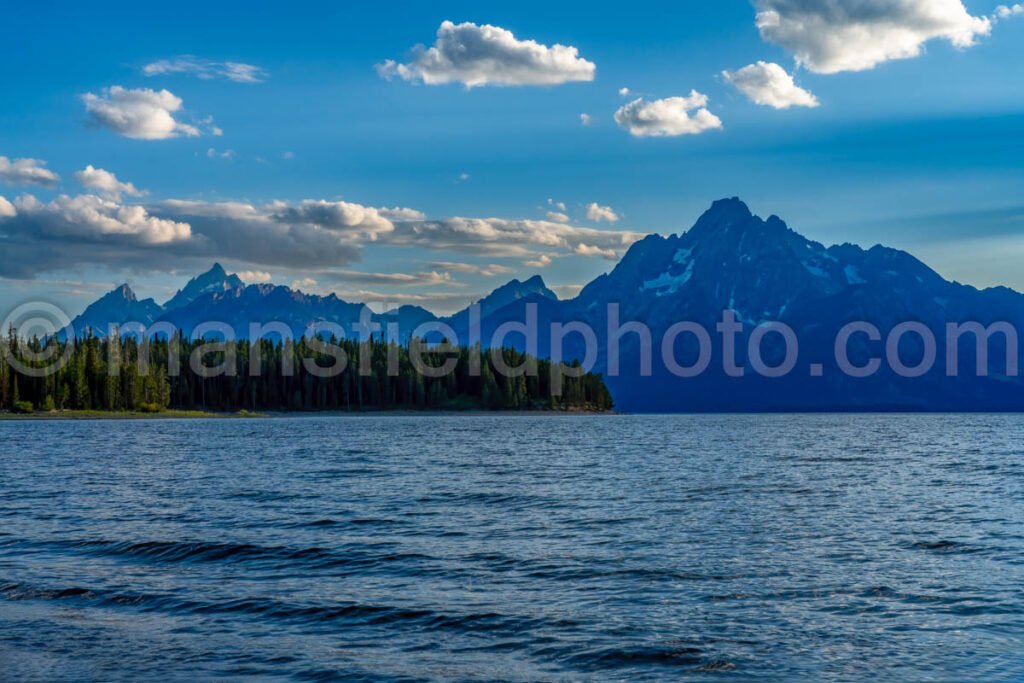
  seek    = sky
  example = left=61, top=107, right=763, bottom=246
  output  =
left=2, top=0, right=1024, bottom=317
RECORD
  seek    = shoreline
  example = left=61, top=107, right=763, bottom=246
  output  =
left=0, top=409, right=261, bottom=421
left=0, top=408, right=616, bottom=421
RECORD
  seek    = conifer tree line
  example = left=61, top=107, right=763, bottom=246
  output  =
left=0, top=328, right=614, bottom=413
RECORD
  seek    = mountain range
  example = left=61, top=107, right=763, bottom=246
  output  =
left=67, top=198, right=1024, bottom=412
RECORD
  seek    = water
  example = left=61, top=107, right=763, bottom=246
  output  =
left=1, top=415, right=1022, bottom=682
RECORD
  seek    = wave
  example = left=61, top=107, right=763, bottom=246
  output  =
left=0, top=580, right=571, bottom=636
left=14, top=537, right=440, bottom=577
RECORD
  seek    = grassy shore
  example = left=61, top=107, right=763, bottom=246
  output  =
left=0, top=406, right=612, bottom=420
left=0, top=409, right=263, bottom=420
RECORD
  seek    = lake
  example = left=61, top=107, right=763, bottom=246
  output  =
left=1, top=415, right=1022, bottom=681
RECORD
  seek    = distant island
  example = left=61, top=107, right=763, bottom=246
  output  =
left=0, top=333, right=614, bottom=416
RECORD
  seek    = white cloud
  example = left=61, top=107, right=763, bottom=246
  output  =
left=292, top=277, right=318, bottom=290
left=152, top=199, right=380, bottom=270
left=238, top=270, right=273, bottom=283
left=614, top=92, right=723, bottom=137
left=585, top=202, right=619, bottom=223
left=458, top=172, right=471, bottom=182
left=574, top=243, right=619, bottom=260
left=547, top=198, right=566, bottom=211
left=579, top=113, right=592, bottom=126
left=268, top=199, right=395, bottom=240
left=546, top=211, right=570, bottom=223
left=723, top=61, right=819, bottom=109
left=0, top=156, right=60, bottom=187
left=995, top=4, right=1024, bottom=19
left=143, top=56, right=268, bottom=83
left=524, top=254, right=553, bottom=268
left=0, top=194, right=401, bottom=278
left=73, top=165, right=145, bottom=200
left=83, top=86, right=201, bottom=140
left=324, top=269, right=458, bottom=287
left=754, top=0, right=992, bottom=74
left=426, top=261, right=514, bottom=277
left=379, top=206, right=426, bottom=221
left=618, top=87, right=631, bottom=97
left=390, top=216, right=642, bottom=260
left=0, top=192, right=200, bottom=278
left=0, top=190, right=642, bottom=280
left=378, top=20, right=596, bottom=88
left=14, top=194, right=191, bottom=245
left=206, top=147, right=235, bottom=160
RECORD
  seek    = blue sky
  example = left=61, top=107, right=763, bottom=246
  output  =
left=2, top=0, right=1023, bottom=316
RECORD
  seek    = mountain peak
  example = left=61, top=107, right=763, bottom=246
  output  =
left=466, top=275, right=558, bottom=319
left=686, top=197, right=754, bottom=236
left=499, top=275, right=556, bottom=300
left=709, top=196, right=752, bottom=217
left=68, top=283, right=162, bottom=338
left=92, top=282, right=138, bottom=305
left=522, top=274, right=550, bottom=290
left=682, top=198, right=804, bottom=249
left=206, top=262, right=227, bottom=278
left=164, top=263, right=244, bottom=310
left=104, top=283, right=137, bottom=302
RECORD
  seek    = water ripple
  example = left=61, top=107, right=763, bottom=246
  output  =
left=1, top=414, right=1023, bottom=682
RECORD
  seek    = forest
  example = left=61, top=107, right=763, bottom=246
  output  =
left=0, top=330, right=614, bottom=414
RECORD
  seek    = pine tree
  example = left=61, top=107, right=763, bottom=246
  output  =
left=1, top=330, right=612, bottom=414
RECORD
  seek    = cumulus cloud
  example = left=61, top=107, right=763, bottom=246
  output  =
left=153, top=199, right=381, bottom=268
left=546, top=211, right=570, bottom=223
left=292, top=277, right=318, bottom=290
left=148, top=198, right=362, bottom=270
left=574, top=243, right=619, bottom=260
left=0, top=193, right=193, bottom=278
left=754, top=0, right=992, bottom=74
left=14, top=194, right=190, bottom=244
left=238, top=270, right=273, bottom=283
left=378, top=20, right=596, bottom=88
left=614, top=92, right=723, bottom=137
left=82, top=86, right=201, bottom=140
left=0, top=193, right=348, bottom=278
left=0, top=189, right=640, bottom=281
left=74, top=165, right=145, bottom=200
left=579, top=113, right=593, bottom=126
left=379, top=206, right=427, bottom=221
left=142, top=56, right=268, bottom=83
left=0, top=156, right=60, bottom=187
left=547, top=198, right=567, bottom=211
left=723, top=61, right=819, bottom=109
left=585, top=203, right=619, bottom=223
left=618, top=87, right=631, bottom=97
left=268, top=199, right=396, bottom=240
left=995, top=4, right=1024, bottom=20
left=524, top=254, right=553, bottom=268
